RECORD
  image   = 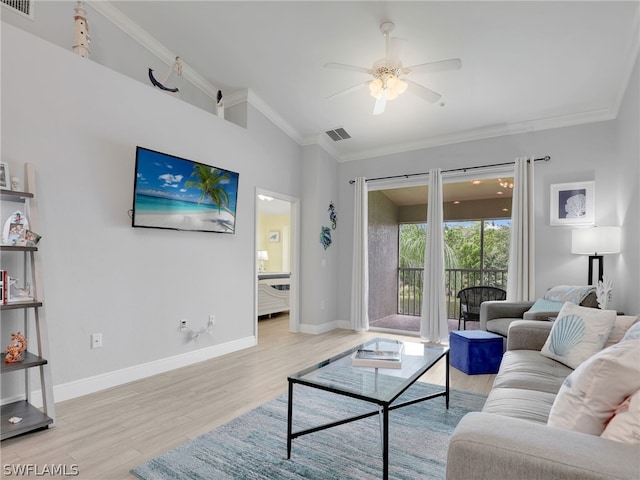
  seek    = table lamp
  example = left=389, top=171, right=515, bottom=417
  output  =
left=571, top=226, right=621, bottom=285
left=257, top=250, right=269, bottom=271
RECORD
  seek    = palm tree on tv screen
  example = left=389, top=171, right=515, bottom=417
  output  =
left=185, top=164, right=231, bottom=213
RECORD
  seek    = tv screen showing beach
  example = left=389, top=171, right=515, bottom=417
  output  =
left=132, top=147, right=239, bottom=234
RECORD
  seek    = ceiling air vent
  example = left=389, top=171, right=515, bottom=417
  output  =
left=1, top=0, right=34, bottom=19
left=325, top=127, right=351, bottom=142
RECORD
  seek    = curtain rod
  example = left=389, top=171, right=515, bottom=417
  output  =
left=348, top=155, right=551, bottom=184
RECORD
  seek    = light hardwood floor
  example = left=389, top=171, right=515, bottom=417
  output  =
left=1, top=315, right=495, bottom=479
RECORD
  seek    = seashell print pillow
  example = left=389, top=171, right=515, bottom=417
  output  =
left=540, top=302, right=616, bottom=369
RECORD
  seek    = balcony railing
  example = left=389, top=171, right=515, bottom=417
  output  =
left=398, top=267, right=508, bottom=318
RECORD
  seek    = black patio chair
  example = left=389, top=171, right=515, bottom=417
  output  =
left=457, top=286, right=507, bottom=330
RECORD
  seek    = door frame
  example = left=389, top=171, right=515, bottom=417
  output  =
left=255, top=188, right=300, bottom=336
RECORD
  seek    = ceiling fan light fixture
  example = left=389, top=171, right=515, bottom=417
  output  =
left=369, top=78, right=383, bottom=98
left=379, top=74, right=407, bottom=101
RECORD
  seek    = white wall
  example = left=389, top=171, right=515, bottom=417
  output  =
left=337, top=59, right=640, bottom=318
left=1, top=23, right=303, bottom=400
left=299, top=145, right=340, bottom=331
left=614, top=54, right=640, bottom=315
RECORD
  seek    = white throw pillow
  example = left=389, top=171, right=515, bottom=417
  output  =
left=605, top=315, right=639, bottom=348
left=548, top=339, right=640, bottom=435
left=540, top=302, right=616, bottom=369
left=601, top=390, right=640, bottom=444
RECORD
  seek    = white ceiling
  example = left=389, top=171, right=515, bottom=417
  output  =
left=109, top=1, right=638, bottom=162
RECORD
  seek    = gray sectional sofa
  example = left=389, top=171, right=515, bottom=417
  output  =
left=480, top=290, right=599, bottom=337
left=446, top=319, right=639, bottom=480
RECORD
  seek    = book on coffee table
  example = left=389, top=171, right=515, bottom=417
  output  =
left=351, top=340, right=404, bottom=369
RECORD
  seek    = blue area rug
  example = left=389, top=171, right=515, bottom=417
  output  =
left=131, top=382, right=486, bottom=480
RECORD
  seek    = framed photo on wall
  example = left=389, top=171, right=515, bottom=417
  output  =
left=0, top=162, right=9, bottom=189
left=268, top=230, right=280, bottom=242
left=550, top=181, right=595, bottom=226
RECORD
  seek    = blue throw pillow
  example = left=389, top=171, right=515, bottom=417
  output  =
left=528, top=298, right=564, bottom=313
left=523, top=298, right=566, bottom=321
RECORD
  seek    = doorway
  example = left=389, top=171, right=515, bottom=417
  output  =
left=367, top=171, right=513, bottom=334
left=255, top=188, right=300, bottom=337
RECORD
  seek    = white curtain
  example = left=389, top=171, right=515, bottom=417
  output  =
left=420, top=169, right=449, bottom=343
left=350, top=177, right=369, bottom=331
left=507, top=157, right=535, bottom=301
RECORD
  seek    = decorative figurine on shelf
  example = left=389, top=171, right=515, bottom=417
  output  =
left=596, top=275, right=614, bottom=310
left=72, top=1, right=90, bottom=58
left=8, top=277, right=33, bottom=303
left=5, top=332, right=27, bottom=363
left=217, top=90, right=224, bottom=119
left=328, top=202, right=337, bottom=230
left=148, top=57, right=183, bottom=97
left=10, top=177, right=19, bottom=191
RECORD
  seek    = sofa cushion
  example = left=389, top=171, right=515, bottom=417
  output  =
left=547, top=339, right=640, bottom=436
left=483, top=387, right=557, bottom=424
left=486, top=317, right=516, bottom=337
left=493, top=350, right=573, bottom=395
left=601, top=389, right=640, bottom=444
left=604, top=315, right=638, bottom=348
left=540, top=302, right=615, bottom=369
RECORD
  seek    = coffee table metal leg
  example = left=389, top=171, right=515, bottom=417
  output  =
left=445, top=350, right=450, bottom=409
left=287, top=381, right=293, bottom=459
left=383, top=405, right=389, bottom=480
left=377, top=406, right=384, bottom=454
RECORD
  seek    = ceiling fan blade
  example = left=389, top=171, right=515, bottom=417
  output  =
left=402, top=58, right=462, bottom=76
left=327, top=81, right=369, bottom=100
left=373, top=90, right=387, bottom=115
left=386, top=37, right=407, bottom=67
left=324, top=63, right=373, bottom=75
left=405, top=79, right=442, bottom=103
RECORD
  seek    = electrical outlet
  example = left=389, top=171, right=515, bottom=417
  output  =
left=91, top=333, right=103, bottom=349
left=180, top=319, right=188, bottom=331
left=209, top=315, right=215, bottom=325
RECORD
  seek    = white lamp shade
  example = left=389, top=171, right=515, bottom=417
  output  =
left=571, top=227, right=621, bottom=255
left=257, top=250, right=269, bottom=261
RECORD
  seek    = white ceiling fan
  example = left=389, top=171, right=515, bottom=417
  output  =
left=325, top=22, right=462, bottom=115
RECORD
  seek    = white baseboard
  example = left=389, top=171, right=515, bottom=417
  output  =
left=298, top=319, right=350, bottom=335
left=22, top=336, right=256, bottom=408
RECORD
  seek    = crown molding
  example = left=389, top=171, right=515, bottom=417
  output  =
left=300, top=133, right=341, bottom=161
left=245, top=90, right=305, bottom=144
left=336, top=107, right=618, bottom=163
left=87, top=0, right=219, bottom=100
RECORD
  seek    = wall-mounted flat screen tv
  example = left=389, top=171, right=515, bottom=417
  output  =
left=132, top=146, right=239, bottom=234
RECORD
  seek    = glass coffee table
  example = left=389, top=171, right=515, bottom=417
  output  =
left=287, top=337, right=449, bottom=480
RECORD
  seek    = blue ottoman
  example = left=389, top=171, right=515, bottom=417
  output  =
left=449, top=330, right=503, bottom=375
